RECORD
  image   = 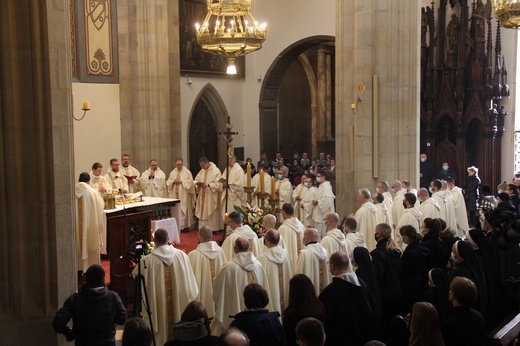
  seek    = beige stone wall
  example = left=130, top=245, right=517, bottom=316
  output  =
left=335, top=0, right=420, bottom=215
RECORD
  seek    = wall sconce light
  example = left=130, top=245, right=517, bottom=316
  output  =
left=186, top=77, right=192, bottom=85
left=351, top=96, right=361, bottom=115
left=73, top=101, right=90, bottom=121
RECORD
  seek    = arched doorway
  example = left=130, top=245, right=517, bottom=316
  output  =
left=259, top=35, right=335, bottom=160
left=188, top=84, right=229, bottom=171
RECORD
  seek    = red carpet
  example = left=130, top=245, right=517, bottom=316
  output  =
left=101, top=230, right=224, bottom=285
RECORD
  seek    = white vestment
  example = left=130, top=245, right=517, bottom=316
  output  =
left=139, top=168, right=166, bottom=197
left=105, top=169, right=129, bottom=193
left=89, top=173, right=111, bottom=195
left=382, top=191, right=394, bottom=226
left=221, top=162, right=245, bottom=217
left=345, top=232, right=367, bottom=263
left=301, top=186, right=316, bottom=227
left=296, top=243, right=331, bottom=296
left=419, top=198, right=441, bottom=223
left=320, top=228, right=347, bottom=255
left=211, top=252, right=271, bottom=335
left=167, top=167, right=196, bottom=229
left=374, top=203, right=391, bottom=226
left=75, top=182, right=105, bottom=272
left=450, top=186, right=469, bottom=237
left=257, top=246, right=295, bottom=315
left=276, top=178, right=294, bottom=207
left=312, top=181, right=336, bottom=237
left=251, top=172, right=271, bottom=209
left=354, top=202, right=378, bottom=252
left=392, top=189, right=406, bottom=225
left=292, top=183, right=306, bottom=220
left=395, top=207, right=422, bottom=249
left=278, top=217, right=306, bottom=266
left=194, top=162, right=222, bottom=230
left=122, top=164, right=140, bottom=193
left=135, top=245, right=199, bottom=346
left=188, top=241, right=227, bottom=318
left=257, top=234, right=286, bottom=256
left=432, top=190, right=458, bottom=232
left=220, top=225, right=261, bottom=260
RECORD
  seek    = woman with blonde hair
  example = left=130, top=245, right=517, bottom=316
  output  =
left=370, top=223, right=402, bottom=339
left=409, top=302, right=444, bottom=346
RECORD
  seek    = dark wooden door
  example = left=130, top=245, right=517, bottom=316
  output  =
left=189, top=100, right=219, bottom=172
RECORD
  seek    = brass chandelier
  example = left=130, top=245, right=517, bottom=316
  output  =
left=195, top=0, right=267, bottom=74
left=493, top=0, right=520, bottom=29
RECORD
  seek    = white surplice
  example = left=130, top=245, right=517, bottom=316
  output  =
left=276, top=178, right=294, bottom=207
left=295, top=243, right=331, bottom=296
left=122, top=164, right=140, bottom=193
left=392, top=189, right=407, bottom=225
left=432, top=190, right=458, bottom=233
left=221, top=162, right=245, bottom=217
left=312, top=181, right=336, bottom=237
left=194, top=162, right=222, bottom=230
left=105, top=169, right=129, bottom=193
left=354, top=202, right=378, bottom=252
left=89, top=173, right=112, bottom=195
left=382, top=191, right=394, bottom=226
left=167, top=166, right=196, bottom=229
left=395, top=207, right=422, bottom=249
left=345, top=232, right=367, bottom=263
left=139, top=168, right=166, bottom=197
left=374, top=203, right=391, bottom=227
left=278, top=217, right=306, bottom=266
left=301, top=186, right=317, bottom=227
left=450, top=186, right=469, bottom=237
left=292, top=183, right=306, bottom=220
left=419, top=198, right=441, bottom=223
left=220, top=225, right=261, bottom=260
left=320, top=228, right=347, bottom=255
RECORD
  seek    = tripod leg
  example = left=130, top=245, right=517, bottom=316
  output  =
left=139, top=275, right=156, bottom=346
left=132, top=274, right=142, bottom=317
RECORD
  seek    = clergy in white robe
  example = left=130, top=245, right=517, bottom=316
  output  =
left=210, top=237, right=271, bottom=335
left=320, top=212, right=347, bottom=255
left=278, top=204, right=306, bottom=266
left=372, top=192, right=392, bottom=226
left=275, top=175, right=294, bottom=208
left=167, top=159, right=196, bottom=230
left=344, top=217, right=367, bottom=263
left=431, top=179, right=458, bottom=232
left=188, top=226, right=226, bottom=319
left=105, top=158, right=129, bottom=193
left=292, top=174, right=308, bottom=221
left=301, top=177, right=317, bottom=227
left=256, top=214, right=286, bottom=256
left=220, top=211, right=261, bottom=259
left=75, top=173, right=105, bottom=272
left=417, top=188, right=441, bottom=224
left=121, top=154, right=140, bottom=193
left=447, top=178, right=469, bottom=237
left=139, top=159, right=166, bottom=197
left=134, top=229, right=198, bottom=346
left=257, top=229, right=295, bottom=315
left=350, top=189, right=378, bottom=252
left=312, top=173, right=336, bottom=238
left=220, top=156, right=245, bottom=218
left=395, top=193, right=422, bottom=249
left=377, top=181, right=394, bottom=226
left=194, top=158, right=222, bottom=230
left=251, top=166, right=271, bottom=209
left=296, top=228, right=331, bottom=296
left=90, top=162, right=111, bottom=195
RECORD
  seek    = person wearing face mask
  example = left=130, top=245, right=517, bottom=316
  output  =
left=464, top=166, right=481, bottom=227
left=418, top=188, right=441, bottom=224
left=296, top=228, right=332, bottom=296
left=391, top=180, right=407, bottom=224
left=394, top=193, right=423, bottom=250
left=420, top=153, right=435, bottom=189
left=372, top=192, right=392, bottom=226
left=274, top=169, right=294, bottom=209
left=437, top=162, right=457, bottom=185
left=311, top=173, right=336, bottom=239
left=301, top=177, right=317, bottom=228
left=293, top=174, right=308, bottom=220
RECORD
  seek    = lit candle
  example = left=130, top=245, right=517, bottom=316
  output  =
left=224, top=212, right=229, bottom=224
left=83, top=101, right=90, bottom=110
left=260, top=169, right=265, bottom=193
left=247, top=163, right=251, bottom=187
left=271, top=176, right=276, bottom=198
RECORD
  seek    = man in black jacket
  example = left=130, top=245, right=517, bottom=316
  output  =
left=53, top=264, right=127, bottom=345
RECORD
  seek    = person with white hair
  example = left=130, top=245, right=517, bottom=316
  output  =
left=296, top=228, right=331, bottom=296
left=349, top=188, right=378, bottom=251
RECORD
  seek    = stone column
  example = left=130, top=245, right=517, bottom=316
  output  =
left=118, top=0, right=181, bottom=171
left=0, top=0, right=75, bottom=343
left=317, top=45, right=334, bottom=142
left=336, top=0, right=420, bottom=214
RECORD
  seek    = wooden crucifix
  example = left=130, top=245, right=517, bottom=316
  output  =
left=218, top=116, right=238, bottom=238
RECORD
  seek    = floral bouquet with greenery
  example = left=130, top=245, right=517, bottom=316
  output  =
left=234, top=204, right=264, bottom=237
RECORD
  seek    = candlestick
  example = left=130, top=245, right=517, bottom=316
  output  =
left=82, top=101, right=90, bottom=110
left=247, top=163, right=251, bottom=187
left=224, top=212, right=229, bottom=224
left=271, top=177, right=276, bottom=198
left=260, top=169, right=265, bottom=193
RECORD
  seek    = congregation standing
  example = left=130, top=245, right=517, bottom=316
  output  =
left=61, top=151, right=520, bottom=346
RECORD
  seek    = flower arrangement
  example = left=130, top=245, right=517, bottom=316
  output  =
left=234, top=204, right=264, bottom=237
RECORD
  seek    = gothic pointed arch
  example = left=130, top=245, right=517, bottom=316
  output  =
left=188, top=83, right=229, bottom=171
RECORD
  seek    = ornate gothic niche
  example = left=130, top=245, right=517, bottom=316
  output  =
left=435, top=116, right=457, bottom=167
left=465, top=117, right=485, bottom=165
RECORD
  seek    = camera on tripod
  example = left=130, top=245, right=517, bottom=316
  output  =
left=134, top=241, right=147, bottom=258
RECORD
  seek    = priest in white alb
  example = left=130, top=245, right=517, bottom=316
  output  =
left=257, top=229, right=295, bottom=315
left=257, top=214, right=286, bottom=256
left=446, top=177, right=469, bottom=237
left=220, top=211, right=261, bottom=259
left=376, top=181, right=394, bottom=226
left=292, top=174, right=308, bottom=221
left=188, top=226, right=226, bottom=319
left=139, top=159, right=166, bottom=197
left=121, top=154, right=140, bottom=193
left=220, top=155, right=245, bottom=218
left=417, top=188, right=441, bottom=223
left=194, top=157, right=222, bottom=231
left=105, top=158, right=129, bottom=194
left=167, top=158, right=196, bottom=230
left=278, top=203, right=306, bottom=266
left=75, top=172, right=106, bottom=272
left=320, top=212, right=347, bottom=255
left=372, top=192, right=392, bottom=226
left=431, top=179, right=458, bottom=232
left=134, top=229, right=198, bottom=346
left=274, top=170, right=293, bottom=208
left=296, top=228, right=331, bottom=296
left=391, top=180, right=406, bottom=225
left=210, top=237, right=271, bottom=335
left=344, top=218, right=367, bottom=262
left=90, top=162, right=111, bottom=195
left=312, top=172, right=336, bottom=238
left=301, top=176, right=316, bottom=227
left=395, top=193, right=422, bottom=249
left=349, top=188, right=378, bottom=252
